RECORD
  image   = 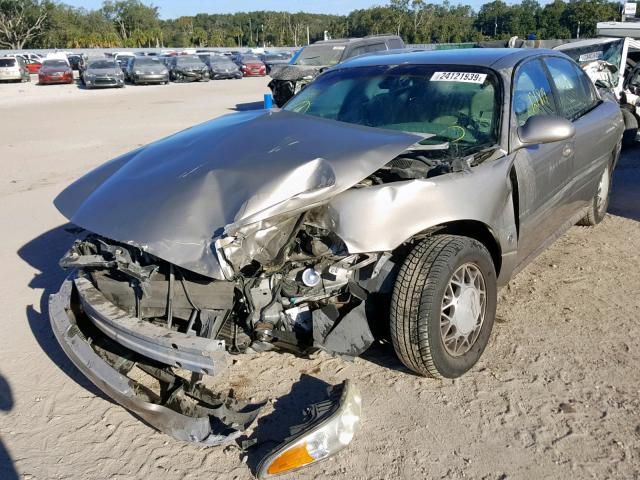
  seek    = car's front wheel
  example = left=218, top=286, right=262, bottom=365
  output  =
left=578, top=163, right=612, bottom=226
left=390, top=234, right=497, bottom=379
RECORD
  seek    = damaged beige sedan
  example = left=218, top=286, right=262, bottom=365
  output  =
left=49, top=48, right=622, bottom=476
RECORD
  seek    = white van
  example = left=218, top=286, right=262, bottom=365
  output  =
left=45, top=52, right=70, bottom=65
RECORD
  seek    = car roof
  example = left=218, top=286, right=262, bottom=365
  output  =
left=314, top=35, right=401, bottom=46
left=337, top=48, right=563, bottom=70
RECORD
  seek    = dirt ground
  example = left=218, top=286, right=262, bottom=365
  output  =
left=1, top=74, right=639, bottom=480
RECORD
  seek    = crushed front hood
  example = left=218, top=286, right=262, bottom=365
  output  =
left=55, top=110, right=420, bottom=278
left=268, top=64, right=321, bottom=80
left=88, top=68, right=120, bottom=76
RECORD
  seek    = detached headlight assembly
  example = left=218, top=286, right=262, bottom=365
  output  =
left=257, top=380, right=361, bottom=478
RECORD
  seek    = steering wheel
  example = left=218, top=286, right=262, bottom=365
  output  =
left=438, top=125, right=467, bottom=143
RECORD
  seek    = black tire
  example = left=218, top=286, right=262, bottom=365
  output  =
left=390, top=234, right=497, bottom=379
left=621, top=108, right=638, bottom=148
left=578, top=161, right=612, bottom=226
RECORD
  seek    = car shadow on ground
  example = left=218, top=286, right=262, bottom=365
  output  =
left=359, top=340, right=418, bottom=376
left=0, top=374, right=18, bottom=480
left=610, top=146, right=640, bottom=222
left=17, top=224, right=110, bottom=401
left=233, top=101, right=265, bottom=111
left=241, top=374, right=334, bottom=475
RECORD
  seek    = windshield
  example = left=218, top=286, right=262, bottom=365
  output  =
left=0, top=59, right=16, bottom=67
left=43, top=60, right=68, bottom=68
left=88, top=60, right=117, bottom=69
left=294, top=44, right=345, bottom=66
left=265, top=54, right=288, bottom=61
left=284, top=65, right=500, bottom=152
left=241, top=54, right=261, bottom=62
left=177, top=56, right=203, bottom=65
left=134, top=57, right=160, bottom=66
left=211, top=56, right=233, bottom=65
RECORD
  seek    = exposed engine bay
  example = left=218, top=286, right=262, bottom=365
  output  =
left=61, top=224, right=392, bottom=362
left=58, top=140, right=495, bottom=363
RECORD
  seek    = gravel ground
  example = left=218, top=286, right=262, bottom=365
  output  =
left=1, top=75, right=639, bottom=480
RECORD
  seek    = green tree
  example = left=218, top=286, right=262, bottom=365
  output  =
left=192, top=26, right=207, bottom=46
left=539, top=0, right=571, bottom=38
left=0, top=0, right=50, bottom=49
left=101, top=0, right=159, bottom=41
left=476, top=0, right=511, bottom=39
left=562, top=0, right=619, bottom=38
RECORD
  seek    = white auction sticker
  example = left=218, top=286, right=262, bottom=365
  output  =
left=431, top=71, right=487, bottom=83
left=578, top=51, right=603, bottom=62
left=332, top=46, right=345, bottom=50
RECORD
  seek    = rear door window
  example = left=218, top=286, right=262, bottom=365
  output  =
left=512, top=59, right=557, bottom=127
left=348, top=43, right=388, bottom=59
left=364, top=43, right=387, bottom=53
left=544, top=56, right=598, bottom=121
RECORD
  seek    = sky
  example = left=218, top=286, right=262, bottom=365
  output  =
left=62, top=0, right=495, bottom=18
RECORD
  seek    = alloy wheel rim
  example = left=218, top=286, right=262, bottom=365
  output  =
left=440, top=263, right=487, bottom=357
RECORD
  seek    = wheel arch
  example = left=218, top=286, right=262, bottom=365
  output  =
left=399, top=219, right=503, bottom=277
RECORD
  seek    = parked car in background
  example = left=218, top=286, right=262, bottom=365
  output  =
left=0, top=56, right=30, bottom=82
left=45, top=52, right=71, bottom=65
left=158, top=55, right=173, bottom=69
left=79, top=54, right=105, bottom=80
left=67, top=54, right=82, bottom=71
left=269, top=35, right=405, bottom=106
left=233, top=53, right=266, bottom=77
left=260, top=51, right=292, bottom=74
left=24, top=58, right=42, bottom=74
left=125, top=56, right=169, bottom=85
left=167, top=55, right=209, bottom=82
left=9, top=52, right=43, bottom=62
left=82, top=59, right=124, bottom=89
left=114, top=52, right=135, bottom=73
left=203, top=54, right=242, bottom=79
left=38, top=59, right=74, bottom=85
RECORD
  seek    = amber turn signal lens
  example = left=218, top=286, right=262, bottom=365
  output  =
left=267, top=442, right=314, bottom=475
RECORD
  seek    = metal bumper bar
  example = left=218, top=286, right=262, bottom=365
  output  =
left=48, top=276, right=261, bottom=445
left=74, top=275, right=227, bottom=375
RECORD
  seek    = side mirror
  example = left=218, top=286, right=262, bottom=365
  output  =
left=517, top=115, right=575, bottom=146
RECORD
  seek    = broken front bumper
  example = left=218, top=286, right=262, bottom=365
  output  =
left=48, top=272, right=362, bottom=473
left=48, top=274, right=260, bottom=445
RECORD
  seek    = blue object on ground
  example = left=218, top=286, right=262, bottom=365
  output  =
left=264, top=93, right=273, bottom=109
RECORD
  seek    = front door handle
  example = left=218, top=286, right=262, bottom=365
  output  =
left=562, top=143, right=573, bottom=158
